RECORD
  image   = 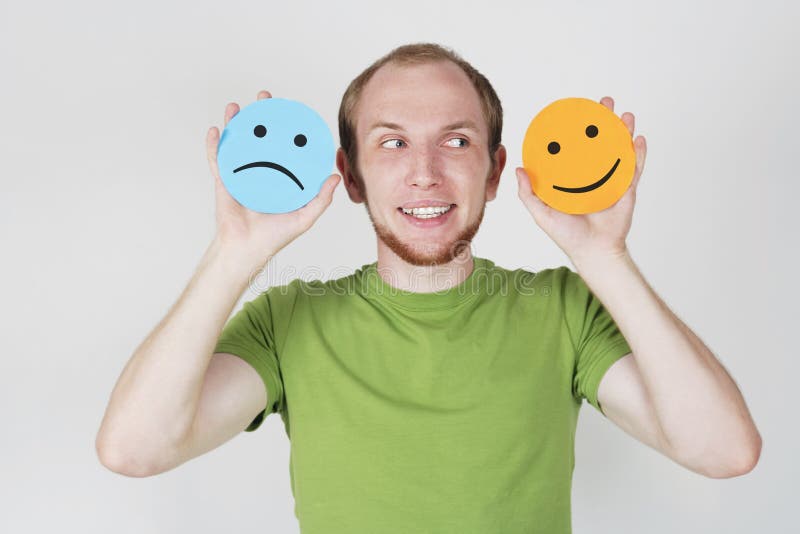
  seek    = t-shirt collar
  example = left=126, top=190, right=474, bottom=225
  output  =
left=357, top=257, right=494, bottom=310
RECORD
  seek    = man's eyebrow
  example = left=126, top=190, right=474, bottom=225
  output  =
left=368, top=121, right=406, bottom=133
left=367, top=120, right=480, bottom=134
left=441, top=120, right=480, bottom=132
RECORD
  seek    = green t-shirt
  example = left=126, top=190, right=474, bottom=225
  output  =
left=214, top=257, right=631, bottom=534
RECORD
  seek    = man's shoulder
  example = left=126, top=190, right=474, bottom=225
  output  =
left=258, top=262, right=374, bottom=304
left=476, top=258, right=571, bottom=297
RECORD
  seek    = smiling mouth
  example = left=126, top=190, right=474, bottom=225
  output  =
left=552, top=158, right=620, bottom=194
left=233, top=161, right=304, bottom=190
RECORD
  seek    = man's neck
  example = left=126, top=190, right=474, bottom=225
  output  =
left=375, top=241, right=475, bottom=293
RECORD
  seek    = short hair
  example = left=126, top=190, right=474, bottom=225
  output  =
left=338, top=43, right=503, bottom=184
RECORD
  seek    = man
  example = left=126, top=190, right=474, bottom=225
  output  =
left=96, top=43, right=761, bottom=533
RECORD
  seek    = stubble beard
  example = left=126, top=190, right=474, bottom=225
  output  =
left=364, top=199, right=486, bottom=267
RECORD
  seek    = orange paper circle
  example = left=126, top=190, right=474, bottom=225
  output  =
left=522, top=97, right=635, bottom=214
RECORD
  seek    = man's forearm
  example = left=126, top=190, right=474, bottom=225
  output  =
left=572, top=250, right=761, bottom=471
left=96, top=237, right=262, bottom=474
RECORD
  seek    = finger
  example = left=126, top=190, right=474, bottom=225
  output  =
left=206, top=127, right=221, bottom=178
left=257, top=90, right=272, bottom=100
left=600, top=96, right=614, bottom=112
left=621, top=112, right=635, bottom=137
left=224, top=102, right=240, bottom=127
left=628, top=136, right=645, bottom=192
left=633, top=135, right=647, bottom=187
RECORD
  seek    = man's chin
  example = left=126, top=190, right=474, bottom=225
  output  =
left=369, top=216, right=482, bottom=267
left=384, top=239, right=471, bottom=267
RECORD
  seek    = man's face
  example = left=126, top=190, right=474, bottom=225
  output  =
left=341, top=60, right=504, bottom=266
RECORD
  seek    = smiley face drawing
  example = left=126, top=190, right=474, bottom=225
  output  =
left=521, top=97, right=635, bottom=214
left=217, top=98, right=335, bottom=214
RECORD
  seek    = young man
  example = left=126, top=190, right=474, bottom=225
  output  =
left=96, top=44, right=761, bottom=533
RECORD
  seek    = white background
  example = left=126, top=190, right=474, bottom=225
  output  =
left=1, top=0, right=796, bottom=532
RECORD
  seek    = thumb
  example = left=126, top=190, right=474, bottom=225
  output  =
left=515, top=167, right=552, bottom=223
left=293, top=174, right=341, bottom=225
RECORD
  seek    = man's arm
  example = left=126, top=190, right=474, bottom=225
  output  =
left=172, top=351, right=268, bottom=471
left=95, top=239, right=263, bottom=477
left=95, top=91, right=340, bottom=477
left=515, top=97, right=761, bottom=479
left=579, top=252, right=762, bottom=479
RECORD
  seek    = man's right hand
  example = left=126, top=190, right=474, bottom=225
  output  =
left=206, top=90, right=341, bottom=273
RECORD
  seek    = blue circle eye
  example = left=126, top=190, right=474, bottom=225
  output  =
left=254, top=125, right=267, bottom=138
left=294, top=134, right=307, bottom=147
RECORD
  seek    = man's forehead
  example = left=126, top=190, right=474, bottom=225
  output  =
left=355, top=61, right=487, bottom=135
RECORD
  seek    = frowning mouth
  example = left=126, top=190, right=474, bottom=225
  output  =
left=233, top=161, right=304, bottom=190
left=552, top=158, right=620, bottom=194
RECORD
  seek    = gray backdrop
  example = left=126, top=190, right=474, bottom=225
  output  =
left=1, top=0, right=796, bottom=532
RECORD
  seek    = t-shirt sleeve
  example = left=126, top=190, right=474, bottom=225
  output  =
left=561, top=267, right=632, bottom=416
left=213, top=292, right=285, bottom=432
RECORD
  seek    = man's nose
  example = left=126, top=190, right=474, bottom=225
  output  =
left=406, top=147, right=442, bottom=189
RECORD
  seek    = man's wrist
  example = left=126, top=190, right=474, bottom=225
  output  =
left=569, top=245, right=632, bottom=276
left=206, top=236, right=276, bottom=284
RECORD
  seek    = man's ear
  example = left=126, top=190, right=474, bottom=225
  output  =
left=485, top=144, right=507, bottom=202
left=336, top=148, right=366, bottom=204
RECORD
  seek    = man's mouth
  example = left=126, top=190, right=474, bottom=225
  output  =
left=399, top=204, right=455, bottom=219
left=233, top=161, right=304, bottom=190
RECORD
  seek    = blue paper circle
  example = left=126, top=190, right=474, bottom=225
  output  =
left=217, top=98, right=335, bottom=214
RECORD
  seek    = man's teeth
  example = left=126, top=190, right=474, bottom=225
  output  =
left=401, top=205, right=453, bottom=218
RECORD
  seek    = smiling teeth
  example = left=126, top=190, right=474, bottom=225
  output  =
left=402, top=205, right=453, bottom=218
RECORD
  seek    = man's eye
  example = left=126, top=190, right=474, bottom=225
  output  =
left=445, top=138, right=469, bottom=148
left=381, top=139, right=406, bottom=149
